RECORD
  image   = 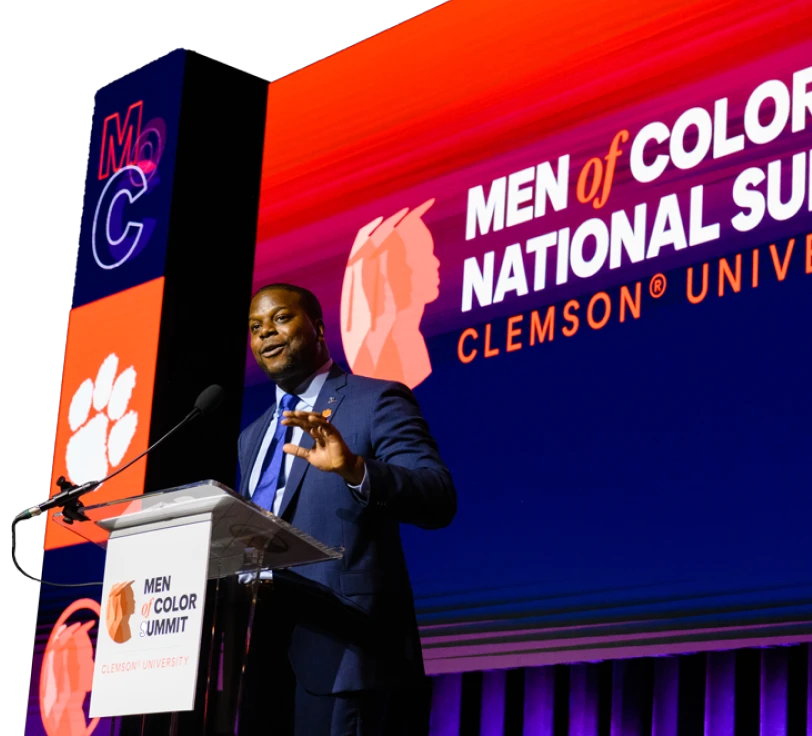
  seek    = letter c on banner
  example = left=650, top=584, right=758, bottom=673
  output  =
left=92, top=164, right=148, bottom=270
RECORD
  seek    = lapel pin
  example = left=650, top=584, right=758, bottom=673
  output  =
left=328, top=396, right=337, bottom=404
left=322, top=408, right=333, bottom=418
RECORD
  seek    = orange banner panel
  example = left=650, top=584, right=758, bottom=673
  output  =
left=44, top=278, right=164, bottom=550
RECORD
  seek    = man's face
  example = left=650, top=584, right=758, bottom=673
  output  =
left=249, top=289, right=325, bottom=384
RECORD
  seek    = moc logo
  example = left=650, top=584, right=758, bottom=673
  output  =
left=93, top=101, right=167, bottom=270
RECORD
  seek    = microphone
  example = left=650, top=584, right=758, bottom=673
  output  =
left=189, top=384, right=224, bottom=419
left=14, top=384, right=225, bottom=523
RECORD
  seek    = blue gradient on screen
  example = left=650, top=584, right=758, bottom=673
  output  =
left=403, top=243, right=812, bottom=625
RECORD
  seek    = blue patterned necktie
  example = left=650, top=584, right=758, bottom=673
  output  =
left=251, top=393, right=300, bottom=512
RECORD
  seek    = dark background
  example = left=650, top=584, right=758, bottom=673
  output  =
left=25, top=10, right=439, bottom=725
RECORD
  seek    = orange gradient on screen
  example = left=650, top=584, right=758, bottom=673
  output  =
left=45, top=278, right=164, bottom=550
left=258, top=0, right=812, bottom=240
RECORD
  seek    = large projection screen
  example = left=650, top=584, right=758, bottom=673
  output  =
left=242, top=0, right=812, bottom=673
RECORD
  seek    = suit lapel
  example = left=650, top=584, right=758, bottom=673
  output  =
left=240, top=402, right=276, bottom=497
left=278, top=364, right=348, bottom=519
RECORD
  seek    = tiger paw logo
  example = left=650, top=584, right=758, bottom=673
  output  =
left=105, top=581, right=136, bottom=643
left=66, top=353, right=138, bottom=484
left=340, top=199, right=440, bottom=389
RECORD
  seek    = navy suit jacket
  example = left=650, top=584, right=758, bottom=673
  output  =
left=237, top=363, right=456, bottom=694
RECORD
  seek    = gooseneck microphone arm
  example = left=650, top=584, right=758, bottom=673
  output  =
left=15, top=421, right=176, bottom=523
left=11, top=384, right=224, bottom=587
left=15, top=384, right=224, bottom=523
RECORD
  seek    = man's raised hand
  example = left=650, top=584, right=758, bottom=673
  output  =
left=281, top=411, right=365, bottom=485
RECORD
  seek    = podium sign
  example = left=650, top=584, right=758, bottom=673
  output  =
left=89, top=517, right=212, bottom=717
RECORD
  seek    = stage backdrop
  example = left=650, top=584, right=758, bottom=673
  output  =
left=242, top=0, right=812, bottom=674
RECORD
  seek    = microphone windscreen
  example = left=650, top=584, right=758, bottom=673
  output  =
left=194, top=385, right=224, bottom=417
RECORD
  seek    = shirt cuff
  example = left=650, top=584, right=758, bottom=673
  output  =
left=346, top=461, right=370, bottom=501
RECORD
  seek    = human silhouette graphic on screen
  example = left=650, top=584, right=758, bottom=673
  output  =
left=40, top=601, right=100, bottom=736
left=341, top=199, right=439, bottom=389
left=105, top=581, right=135, bottom=643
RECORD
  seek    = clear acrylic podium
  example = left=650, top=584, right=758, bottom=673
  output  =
left=53, top=480, right=342, bottom=735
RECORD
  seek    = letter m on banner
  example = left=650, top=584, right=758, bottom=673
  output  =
left=98, top=101, right=143, bottom=180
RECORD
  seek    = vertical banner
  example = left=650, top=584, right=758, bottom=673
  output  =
left=28, top=51, right=187, bottom=736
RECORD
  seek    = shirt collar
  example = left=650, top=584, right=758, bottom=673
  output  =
left=274, top=358, right=333, bottom=413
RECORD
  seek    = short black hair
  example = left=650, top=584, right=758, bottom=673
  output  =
left=253, top=283, right=323, bottom=323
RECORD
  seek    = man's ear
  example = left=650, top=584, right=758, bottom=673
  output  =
left=316, top=319, right=326, bottom=341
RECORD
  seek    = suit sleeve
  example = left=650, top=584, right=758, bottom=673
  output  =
left=355, top=381, right=457, bottom=529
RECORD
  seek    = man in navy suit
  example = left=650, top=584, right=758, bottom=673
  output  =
left=237, top=283, right=456, bottom=735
